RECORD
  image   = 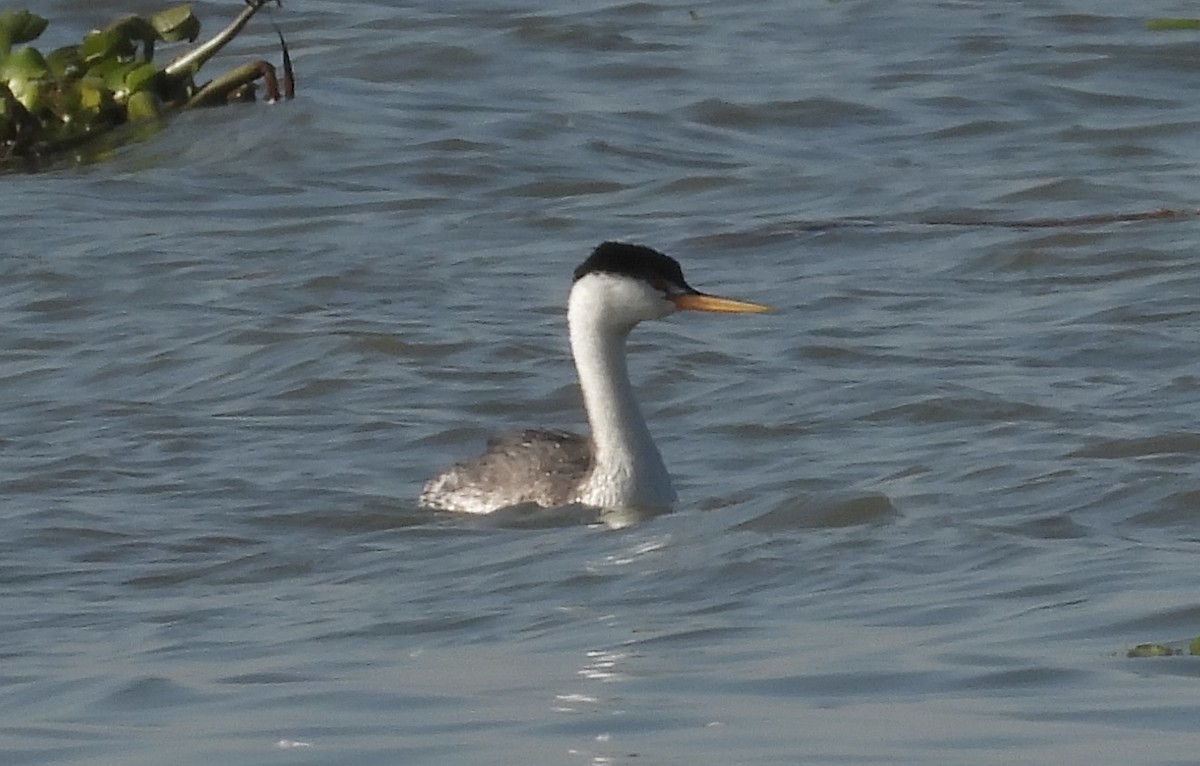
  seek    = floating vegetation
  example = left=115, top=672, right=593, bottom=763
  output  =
left=1125, top=636, right=1200, bottom=659
left=0, top=2, right=293, bottom=169
left=1126, top=643, right=1179, bottom=658
left=1146, top=19, right=1200, bottom=31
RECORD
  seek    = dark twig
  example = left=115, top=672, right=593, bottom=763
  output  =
left=273, top=20, right=295, bottom=100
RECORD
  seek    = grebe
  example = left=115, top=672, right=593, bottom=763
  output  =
left=419, top=241, right=770, bottom=515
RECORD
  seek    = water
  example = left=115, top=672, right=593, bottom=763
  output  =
left=3, top=1, right=1200, bottom=763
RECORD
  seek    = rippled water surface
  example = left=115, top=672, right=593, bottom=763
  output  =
left=4, top=1, right=1200, bottom=764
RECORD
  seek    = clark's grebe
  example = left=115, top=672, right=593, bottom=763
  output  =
left=419, top=241, right=771, bottom=515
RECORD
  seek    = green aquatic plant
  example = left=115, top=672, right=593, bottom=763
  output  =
left=1125, top=635, right=1200, bottom=658
left=1126, top=643, right=1178, bottom=658
left=1146, top=19, right=1200, bottom=31
left=0, top=1, right=293, bottom=168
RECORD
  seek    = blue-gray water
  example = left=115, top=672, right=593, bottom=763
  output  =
left=4, top=1, right=1200, bottom=764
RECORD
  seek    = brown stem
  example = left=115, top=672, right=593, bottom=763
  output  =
left=164, top=0, right=280, bottom=79
left=187, top=60, right=279, bottom=107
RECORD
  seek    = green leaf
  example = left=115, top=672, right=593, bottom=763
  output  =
left=125, top=89, right=162, bottom=121
left=1190, top=635, right=1200, bottom=656
left=86, top=59, right=140, bottom=95
left=81, top=29, right=135, bottom=64
left=45, top=45, right=84, bottom=79
left=1146, top=19, right=1200, bottom=31
left=1, top=46, right=48, bottom=111
left=124, top=62, right=160, bottom=95
left=0, top=10, right=49, bottom=46
left=150, top=5, right=201, bottom=43
left=78, top=81, right=114, bottom=114
left=0, top=45, right=48, bottom=82
left=104, top=16, right=158, bottom=61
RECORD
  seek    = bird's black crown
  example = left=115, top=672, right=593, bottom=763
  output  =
left=573, top=241, right=688, bottom=287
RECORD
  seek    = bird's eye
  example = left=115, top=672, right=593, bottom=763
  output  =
left=650, top=279, right=667, bottom=292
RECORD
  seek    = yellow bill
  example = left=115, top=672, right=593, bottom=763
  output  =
left=672, top=292, right=772, bottom=314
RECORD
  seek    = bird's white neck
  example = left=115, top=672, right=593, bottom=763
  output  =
left=567, top=282, right=676, bottom=512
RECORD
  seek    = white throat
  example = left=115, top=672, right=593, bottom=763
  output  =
left=567, top=276, right=677, bottom=512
